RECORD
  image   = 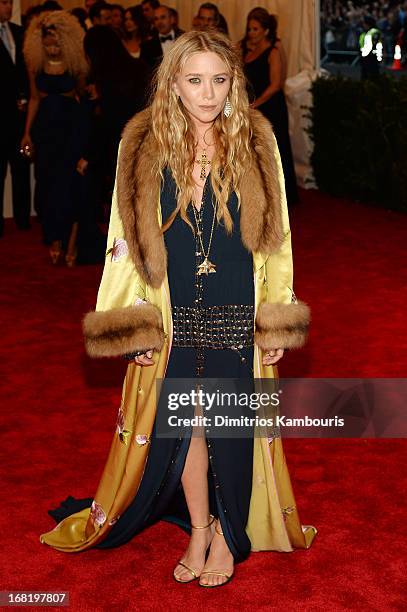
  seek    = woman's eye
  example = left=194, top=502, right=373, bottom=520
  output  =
left=189, top=78, right=200, bottom=84
left=214, top=77, right=226, bottom=83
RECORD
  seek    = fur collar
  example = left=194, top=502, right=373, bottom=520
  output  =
left=116, top=106, right=284, bottom=289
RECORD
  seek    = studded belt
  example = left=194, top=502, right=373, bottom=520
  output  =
left=171, top=304, right=254, bottom=350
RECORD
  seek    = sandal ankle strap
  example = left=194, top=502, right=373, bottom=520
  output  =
left=191, top=514, right=215, bottom=530
left=215, top=521, right=224, bottom=536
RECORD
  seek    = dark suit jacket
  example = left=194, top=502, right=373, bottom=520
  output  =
left=0, top=21, right=29, bottom=123
left=140, top=28, right=184, bottom=69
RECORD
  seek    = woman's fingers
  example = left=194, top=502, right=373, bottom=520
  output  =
left=134, top=350, right=155, bottom=366
left=262, top=348, right=284, bottom=365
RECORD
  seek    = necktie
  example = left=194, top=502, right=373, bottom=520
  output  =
left=0, top=23, right=12, bottom=58
left=160, top=35, right=173, bottom=43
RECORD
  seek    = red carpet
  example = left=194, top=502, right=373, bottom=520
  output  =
left=0, top=189, right=406, bottom=611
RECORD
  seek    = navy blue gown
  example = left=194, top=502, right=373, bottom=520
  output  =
left=31, top=71, right=86, bottom=248
left=244, top=46, right=299, bottom=205
left=48, top=169, right=256, bottom=563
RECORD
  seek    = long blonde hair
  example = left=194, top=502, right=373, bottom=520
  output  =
left=151, top=30, right=253, bottom=234
left=23, top=10, right=88, bottom=80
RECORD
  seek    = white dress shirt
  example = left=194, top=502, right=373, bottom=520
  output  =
left=159, top=29, right=175, bottom=56
left=0, top=20, right=16, bottom=64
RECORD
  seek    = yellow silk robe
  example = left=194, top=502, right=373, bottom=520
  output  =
left=40, top=108, right=317, bottom=554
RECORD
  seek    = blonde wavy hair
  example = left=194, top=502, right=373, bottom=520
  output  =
left=23, top=10, right=88, bottom=80
left=151, top=30, right=253, bottom=234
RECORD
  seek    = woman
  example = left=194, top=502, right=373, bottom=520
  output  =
left=22, top=10, right=88, bottom=265
left=40, top=30, right=316, bottom=587
left=77, top=25, right=151, bottom=226
left=242, top=9, right=299, bottom=205
left=122, top=6, right=148, bottom=59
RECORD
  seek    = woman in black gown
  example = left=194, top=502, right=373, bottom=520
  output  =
left=242, top=9, right=299, bottom=205
left=22, top=10, right=88, bottom=265
left=40, top=30, right=315, bottom=588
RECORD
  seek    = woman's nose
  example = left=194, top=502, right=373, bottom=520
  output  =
left=202, top=80, right=215, bottom=100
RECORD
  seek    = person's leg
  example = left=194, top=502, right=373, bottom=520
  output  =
left=0, top=146, right=8, bottom=237
left=65, top=221, right=79, bottom=266
left=9, top=118, right=31, bottom=230
left=173, top=413, right=216, bottom=582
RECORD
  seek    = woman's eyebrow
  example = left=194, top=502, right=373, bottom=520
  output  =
left=185, top=73, right=229, bottom=77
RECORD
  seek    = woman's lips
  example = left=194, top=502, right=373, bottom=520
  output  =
left=199, top=105, right=217, bottom=110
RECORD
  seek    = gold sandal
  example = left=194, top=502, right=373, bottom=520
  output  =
left=198, top=522, right=234, bottom=588
left=173, top=514, right=215, bottom=584
left=49, top=241, right=63, bottom=265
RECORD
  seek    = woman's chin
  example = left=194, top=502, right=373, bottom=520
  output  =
left=191, top=109, right=221, bottom=124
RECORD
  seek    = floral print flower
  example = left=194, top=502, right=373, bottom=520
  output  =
left=135, top=434, right=150, bottom=446
left=90, top=501, right=106, bottom=527
left=116, top=406, right=131, bottom=445
left=282, top=505, right=295, bottom=521
left=110, top=238, right=129, bottom=262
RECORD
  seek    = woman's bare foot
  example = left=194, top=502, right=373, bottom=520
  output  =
left=199, top=520, right=234, bottom=586
left=173, top=516, right=216, bottom=582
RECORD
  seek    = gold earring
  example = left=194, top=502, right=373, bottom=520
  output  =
left=224, top=97, right=232, bottom=118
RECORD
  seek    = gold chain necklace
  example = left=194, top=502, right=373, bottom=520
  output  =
left=191, top=184, right=217, bottom=275
left=195, top=150, right=211, bottom=180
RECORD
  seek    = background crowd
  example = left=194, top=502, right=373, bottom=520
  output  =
left=321, top=0, right=407, bottom=62
left=1, top=0, right=299, bottom=268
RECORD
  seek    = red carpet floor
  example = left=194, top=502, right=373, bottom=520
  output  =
left=0, top=189, right=406, bottom=611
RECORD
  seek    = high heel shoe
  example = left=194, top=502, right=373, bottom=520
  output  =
left=198, top=521, right=234, bottom=588
left=65, top=250, right=77, bottom=268
left=49, top=242, right=62, bottom=265
left=173, top=514, right=215, bottom=584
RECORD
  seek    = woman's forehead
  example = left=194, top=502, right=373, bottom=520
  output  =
left=179, top=51, right=230, bottom=74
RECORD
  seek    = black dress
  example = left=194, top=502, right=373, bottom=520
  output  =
left=244, top=46, right=299, bottom=205
left=48, top=169, right=256, bottom=563
left=31, top=71, right=87, bottom=248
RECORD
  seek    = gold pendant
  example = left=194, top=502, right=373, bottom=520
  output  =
left=196, top=150, right=211, bottom=181
left=197, top=258, right=216, bottom=275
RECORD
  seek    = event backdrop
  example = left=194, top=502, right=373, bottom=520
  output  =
left=5, top=1, right=317, bottom=216
left=19, top=0, right=316, bottom=77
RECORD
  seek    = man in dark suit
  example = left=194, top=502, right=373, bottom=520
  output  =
left=0, top=0, right=31, bottom=236
left=140, top=4, right=184, bottom=69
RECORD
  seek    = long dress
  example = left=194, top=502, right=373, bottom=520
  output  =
left=47, top=168, right=259, bottom=563
left=31, top=71, right=86, bottom=249
left=244, top=46, right=299, bottom=205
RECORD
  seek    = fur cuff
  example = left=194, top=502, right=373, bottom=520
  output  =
left=255, top=301, right=310, bottom=350
left=83, top=303, right=165, bottom=358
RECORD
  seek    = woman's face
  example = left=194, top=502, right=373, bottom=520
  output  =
left=124, top=11, right=136, bottom=33
left=42, top=33, right=61, bottom=58
left=173, top=51, right=231, bottom=126
left=247, top=19, right=268, bottom=45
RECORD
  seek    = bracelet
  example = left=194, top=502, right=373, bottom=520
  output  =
left=123, top=350, right=146, bottom=360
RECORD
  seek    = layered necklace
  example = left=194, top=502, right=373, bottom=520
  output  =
left=191, top=180, right=218, bottom=275
left=192, top=129, right=218, bottom=275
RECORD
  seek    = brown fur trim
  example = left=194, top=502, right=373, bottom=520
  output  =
left=116, top=107, right=167, bottom=289
left=255, top=301, right=310, bottom=350
left=115, top=107, right=285, bottom=289
left=82, top=303, right=165, bottom=358
left=239, top=109, right=285, bottom=254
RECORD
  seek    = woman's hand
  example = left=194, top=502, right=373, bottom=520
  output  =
left=262, top=348, right=284, bottom=366
left=134, top=349, right=155, bottom=366
left=86, top=83, right=99, bottom=101
left=20, top=134, right=33, bottom=157
left=76, top=158, right=89, bottom=175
